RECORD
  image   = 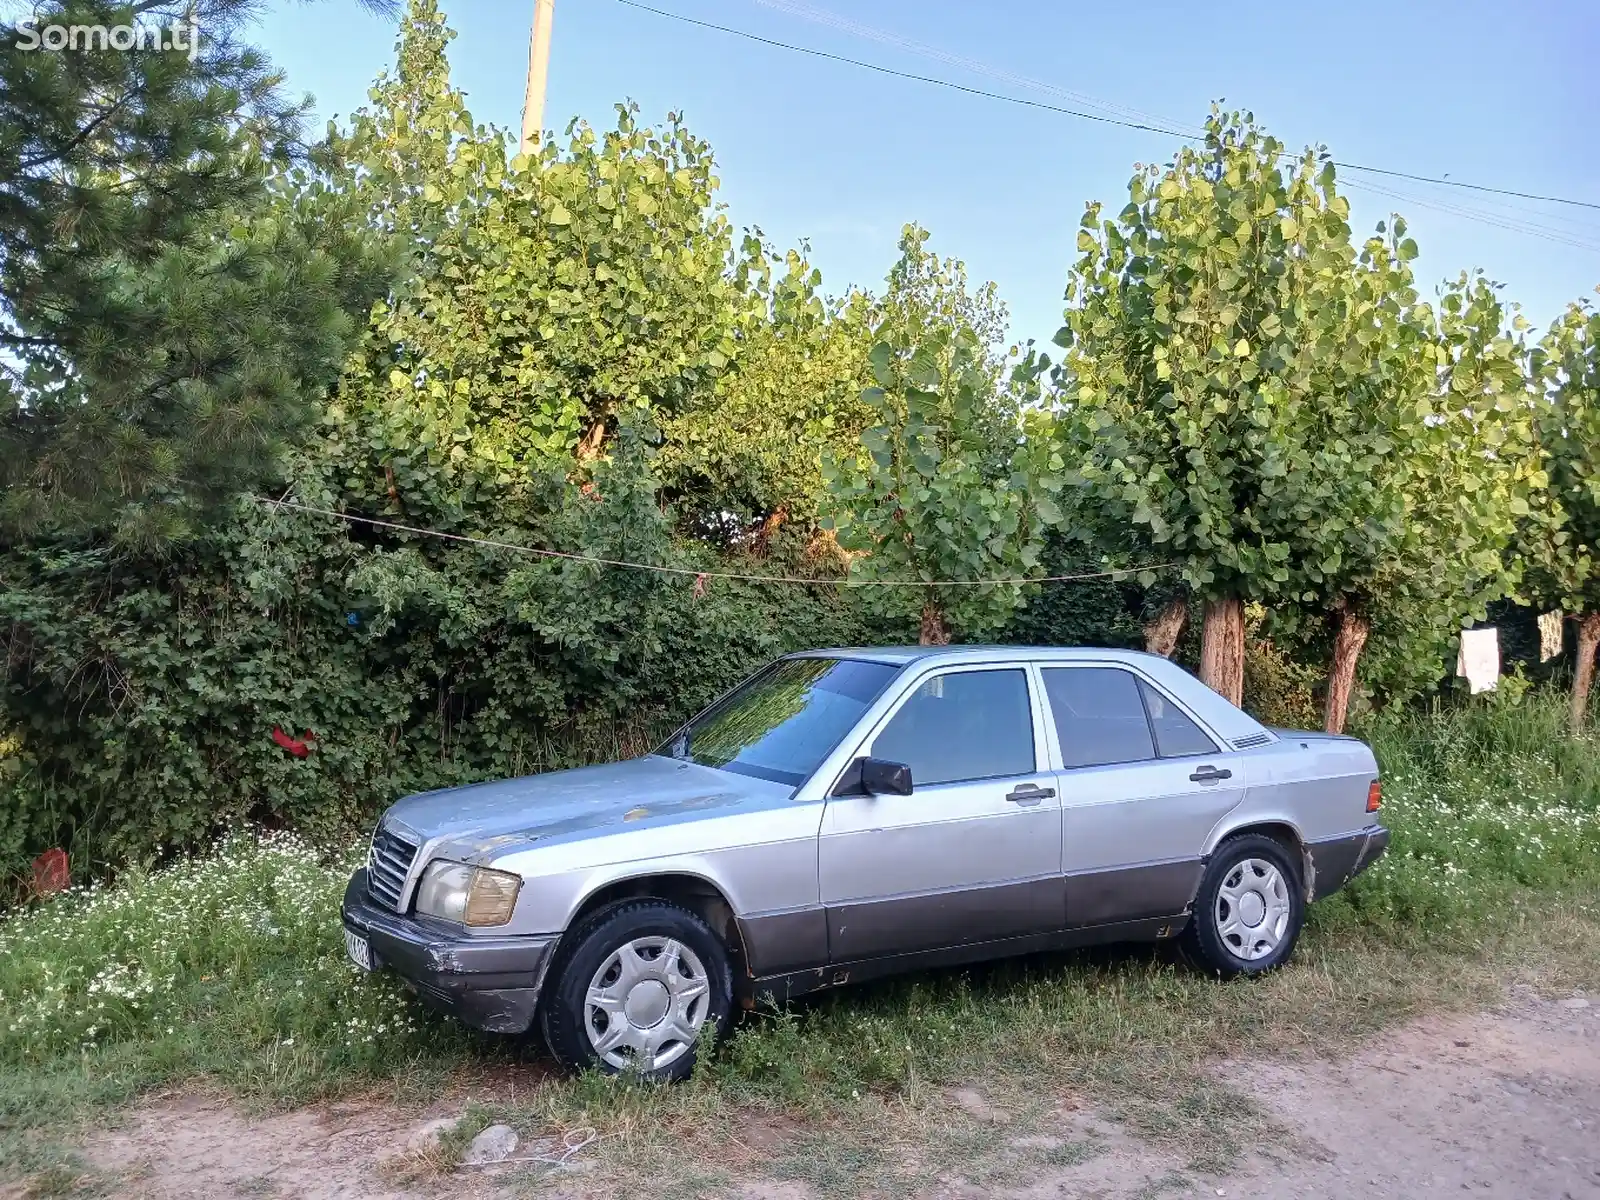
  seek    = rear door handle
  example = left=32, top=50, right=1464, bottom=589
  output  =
left=1189, top=765, right=1233, bottom=783
left=1006, top=784, right=1056, bottom=806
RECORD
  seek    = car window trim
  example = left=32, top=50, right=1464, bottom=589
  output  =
left=898, top=766, right=1044, bottom=791
left=1036, top=662, right=1222, bottom=771
left=825, top=661, right=1048, bottom=796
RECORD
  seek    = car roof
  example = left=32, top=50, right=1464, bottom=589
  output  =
left=785, top=645, right=1167, bottom=667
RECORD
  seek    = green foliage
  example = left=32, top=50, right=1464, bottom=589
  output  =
left=0, top=832, right=447, bottom=1071
left=327, top=6, right=749, bottom=526
left=1526, top=295, right=1600, bottom=613
left=0, top=0, right=393, bottom=544
left=823, top=226, right=1054, bottom=643
left=1352, top=271, right=1541, bottom=701
left=997, top=533, right=1150, bottom=651
left=1340, top=689, right=1600, bottom=928
left=1261, top=267, right=1542, bottom=707
left=1241, top=611, right=1323, bottom=730
left=1, top=0, right=1586, bottom=885
left=0, top=0, right=890, bottom=874
left=1051, top=109, right=1539, bottom=709
left=0, top=453, right=871, bottom=873
left=658, top=245, right=877, bottom=536
left=1052, top=110, right=1372, bottom=604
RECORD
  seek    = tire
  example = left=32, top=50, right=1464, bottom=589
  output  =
left=1180, top=833, right=1305, bottom=978
left=538, top=898, right=733, bottom=1081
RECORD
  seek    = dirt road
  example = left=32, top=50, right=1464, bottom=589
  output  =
left=82, top=988, right=1600, bottom=1200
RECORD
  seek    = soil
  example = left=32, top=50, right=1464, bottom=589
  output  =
left=74, top=989, right=1600, bottom=1200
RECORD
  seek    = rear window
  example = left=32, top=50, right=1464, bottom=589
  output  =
left=1042, top=667, right=1155, bottom=767
left=1139, top=679, right=1218, bottom=758
left=1042, top=667, right=1219, bottom=766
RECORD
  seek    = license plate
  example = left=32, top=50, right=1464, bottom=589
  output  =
left=344, top=929, right=374, bottom=972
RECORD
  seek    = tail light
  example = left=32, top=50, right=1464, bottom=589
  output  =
left=1366, top=779, right=1382, bottom=813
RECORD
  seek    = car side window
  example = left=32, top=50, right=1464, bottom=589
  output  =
left=871, top=669, right=1035, bottom=787
left=1138, top=679, right=1219, bottom=758
left=1041, top=667, right=1156, bottom=768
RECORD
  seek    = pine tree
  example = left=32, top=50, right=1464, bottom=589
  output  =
left=0, top=0, right=395, bottom=544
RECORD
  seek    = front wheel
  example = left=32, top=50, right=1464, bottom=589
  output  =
left=1180, top=834, right=1304, bottom=978
left=539, top=899, right=733, bottom=1081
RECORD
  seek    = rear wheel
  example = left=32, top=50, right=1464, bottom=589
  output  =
left=1181, top=834, right=1304, bottom=978
left=539, top=899, right=733, bottom=1081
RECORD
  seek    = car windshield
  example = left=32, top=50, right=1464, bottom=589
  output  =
left=661, top=657, right=899, bottom=788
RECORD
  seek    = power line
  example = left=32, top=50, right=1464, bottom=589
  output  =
left=749, top=0, right=1208, bottom=139
left=257, top=498, right=1177, bottom=588
left=1344, top=179, right=1600, bottom=254
left=1337, top=162, right=1600, bottom=214
left=616, top=0, right=1600, bottom=217
left=612, top=0, right=1193, bottom=140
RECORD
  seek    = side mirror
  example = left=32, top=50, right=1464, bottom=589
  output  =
left=861, top=756, right=913, bottom=796
left=832, top=756, right=913, bottom=797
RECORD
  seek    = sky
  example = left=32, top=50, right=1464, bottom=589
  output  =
left=256, top=0, right=1600, bottom=351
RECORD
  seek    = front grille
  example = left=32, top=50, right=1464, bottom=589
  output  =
left=367, top=824, right=420, bottom=911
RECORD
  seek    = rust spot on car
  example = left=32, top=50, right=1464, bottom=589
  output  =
left=623, top=806, right=650, bottom=821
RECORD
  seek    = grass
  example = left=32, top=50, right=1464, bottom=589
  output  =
left=2, top=689, right=1599, bottom=1197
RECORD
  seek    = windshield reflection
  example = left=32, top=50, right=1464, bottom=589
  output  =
left=662, top=657, right=899, bottom=788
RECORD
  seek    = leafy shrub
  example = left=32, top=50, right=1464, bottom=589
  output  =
left=1326, top=690, right=1600, bottom=929
left=1241, top=634, right=1323, bottom=730
left=0, top=450, right=878, bottom=875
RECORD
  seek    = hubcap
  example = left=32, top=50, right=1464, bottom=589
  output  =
left=584, top=936, right=711, bottom=1071
left=1214, top=858, right=1291, bottom=962
left=624, top=979, right=670, bottom=1027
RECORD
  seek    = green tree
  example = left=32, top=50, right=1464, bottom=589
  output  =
left=656, top=241, right=876, bottom=540
left=823, top=226, right=1055, bottom=645
left=1527, top=295, right=1600, bottom=730
left=324, top=1, right=749, bottom=530
left=0, top=0, right=392, bottom=544
left=1050, top=110, right=1476, bottom=710
left=1259, top=228, right=1538, bottom=731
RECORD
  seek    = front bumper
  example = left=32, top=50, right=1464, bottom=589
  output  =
left=1307, top=824, right=1391, bottom=901
left=340, top=869, right=557, bottom=1034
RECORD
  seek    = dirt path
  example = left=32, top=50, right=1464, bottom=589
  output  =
left=78, top=989, right=1600, bottom=1200
left=931, top=986, right=1600, bottom=1200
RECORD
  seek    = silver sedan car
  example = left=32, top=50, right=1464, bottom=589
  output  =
left=341, top=646, right=1389, bottom=1079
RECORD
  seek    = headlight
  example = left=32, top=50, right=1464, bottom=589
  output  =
left=413, top=860, right=522, bottom=927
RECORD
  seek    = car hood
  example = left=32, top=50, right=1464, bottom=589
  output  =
left=380, top=755, right=788, bottom=852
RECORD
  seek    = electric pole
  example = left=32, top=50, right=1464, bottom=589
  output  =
left=519, top=0, right=555, bottom=159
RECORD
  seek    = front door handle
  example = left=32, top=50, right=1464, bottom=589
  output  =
left=1006, top=784, right=1056, bottom=806
left=1189, top=765, right=1233, bottom=783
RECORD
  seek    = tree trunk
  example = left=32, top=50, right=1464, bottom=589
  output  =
left=1573, top=613, right=1600, bottom=734
left=1323, top=600, right=1371, bottom=735
left=1199, top=596, right=1245, bottom=706
left=753, top=505, right=788, bottom=553
left=919, top=598, right=950, bottom=646
left=1143, top=596, right=1188, bottom=658
left=575, top=416, right=606, bottom=462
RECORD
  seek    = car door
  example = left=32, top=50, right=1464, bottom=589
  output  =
left=818, top=664, right=1063, bottom=962
left=1038, top=665, right=1247, bottom=928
